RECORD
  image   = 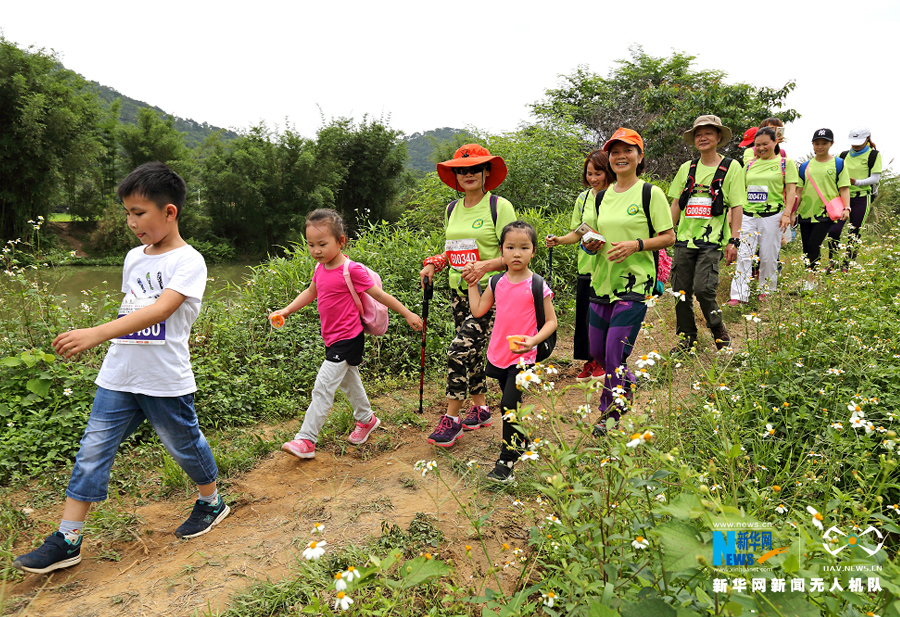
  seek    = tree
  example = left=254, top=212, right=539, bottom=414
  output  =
left=0, top=37, right=102, bottom=239
left=200, top=123, right=341, bottom=254
left=316, top=116, right=407, bottom=231
left=118, top=107, right=191, bottom=178
left=531, top=46, right=799, bottom=179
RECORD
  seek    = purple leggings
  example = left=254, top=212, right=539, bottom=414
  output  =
left=588, top=300, right=647, bottom=421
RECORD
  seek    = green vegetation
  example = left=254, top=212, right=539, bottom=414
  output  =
left=404, top=127, right=469, bottom=175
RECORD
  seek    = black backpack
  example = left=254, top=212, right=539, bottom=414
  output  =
left=489, top=273, right=557, bottom=362
left=677, top=157, right=735, bottom=217
left=838, top=149, right=880, bottom=197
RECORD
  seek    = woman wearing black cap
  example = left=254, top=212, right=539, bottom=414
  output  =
left=795, top=129, right=851, bottom=291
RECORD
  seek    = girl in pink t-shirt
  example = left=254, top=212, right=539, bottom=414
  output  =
left=270, top=209, right=422, bottom=460
left=467, top=221, right=557, bottom=482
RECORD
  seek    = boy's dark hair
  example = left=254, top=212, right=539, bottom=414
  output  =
left=499, top=220, right=538, bottom=248
left=305, top=209, right=345, bottom=240
left=582, top=149, right=610, bottom=188
left=117, top=162, right=187, bottom=218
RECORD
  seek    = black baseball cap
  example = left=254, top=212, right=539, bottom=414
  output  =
left=812, top=128, right=834, bottom=142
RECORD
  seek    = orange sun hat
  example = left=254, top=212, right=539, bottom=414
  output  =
left=602, top=127, right=644, bottom=152
left=436, top=144, right=508, bottom=192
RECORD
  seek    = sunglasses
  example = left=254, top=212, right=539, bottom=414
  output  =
left=454, top=164, right=486, bottom=175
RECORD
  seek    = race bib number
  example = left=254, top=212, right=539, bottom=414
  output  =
left=113, top=298, right=166, bottom=345
left=445, top=238, right=480, bottom=271
left=747, top=185, right=769, bottom=204
left=685, top=197, right=713, bottom=219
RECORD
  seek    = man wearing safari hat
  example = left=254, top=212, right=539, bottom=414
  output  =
left=667, top=115, right=745, bottom=354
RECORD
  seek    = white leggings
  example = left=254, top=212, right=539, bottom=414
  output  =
left=295, top=360, right=372, bottom=443
left=730, top=211, right=783, bottom=302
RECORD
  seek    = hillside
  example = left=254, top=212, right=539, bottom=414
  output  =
left=91, top=81, right=240, bottom=147
left=404, top=127, right=469, bottom=174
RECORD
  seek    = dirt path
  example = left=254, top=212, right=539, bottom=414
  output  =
left=3, top=299, right=746, bottom=616
left=48, top=222, right=89, bottom=258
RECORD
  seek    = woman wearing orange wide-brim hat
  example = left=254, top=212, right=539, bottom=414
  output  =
left=418, top=144, right=517, bottom=464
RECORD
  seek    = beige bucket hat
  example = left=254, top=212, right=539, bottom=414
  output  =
left=683, top=115, right=733, bottom=146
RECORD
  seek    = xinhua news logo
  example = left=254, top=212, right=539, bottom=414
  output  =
left=712, top=530, right=788, bottom=567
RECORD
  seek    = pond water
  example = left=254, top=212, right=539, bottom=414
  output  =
left=28, top=262, right=257, bottom=306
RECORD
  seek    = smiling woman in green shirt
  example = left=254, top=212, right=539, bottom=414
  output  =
left=547, top=128, right=674, bottom=436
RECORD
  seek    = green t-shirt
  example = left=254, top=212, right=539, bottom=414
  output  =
left=582, top=180, right=673, bottom=304
left=743, top=148, right=755, bottom=165
left=667, top=157, right=745, bottom=249
left=844, top=149, right=883, bottom=197
left=570, top=189, right=596, bottom=275
left=796, top=157, right=850, bottom=222
left=444, top=192, right=517, bottom=291
left=743, top=156, right=799, bottom=217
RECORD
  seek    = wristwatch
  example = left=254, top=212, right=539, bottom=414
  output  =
left=728, top=237, right=741, bottom=248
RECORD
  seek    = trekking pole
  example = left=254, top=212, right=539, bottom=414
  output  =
left=546, top=236, right=554, bottom=284
left=418, top=275, right=433, bottom=414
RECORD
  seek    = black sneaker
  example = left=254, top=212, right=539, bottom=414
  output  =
left=711, top=325, right=731, bottom=350
left=13, top=532, right=82, bottom=574
left=669, top=336, right=698, bottom=357
left=486, top=460, right=515, bottom=483
left=175, top=496, right=230, bottom=539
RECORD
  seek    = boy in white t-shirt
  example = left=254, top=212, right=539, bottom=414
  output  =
left=14, top=162, right=228, bottom=575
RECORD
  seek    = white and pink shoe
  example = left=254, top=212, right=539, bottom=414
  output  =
left=282, top=439, right=315, bottom=459
left=348, top=414, right=380, bottom=445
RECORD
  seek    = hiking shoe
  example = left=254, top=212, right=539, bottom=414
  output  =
left=461, top=406, right=492, bottom=430
left=711, top=325, right=731, bottom=351
left=427, top=415, right=463, bottom=447
left=591, top=363, right=606, bottom=379
left=282, top=438, right=315, bottom=459
left=726, top=299, right=743, bottom=307
left=669, top=336, right=697, bottom=357
left=575, top=361, right=594, bottom=382
left=592, top=419, right=619, bottom=438
left=175, top=496, right=230, bottom=539
left=486, top=460, right=515, bottom=483
left=757, top=294, right=768, bottom=303
left=13, top=532, right=82, bottom=574
left=348, top=414, right=380, bottom=445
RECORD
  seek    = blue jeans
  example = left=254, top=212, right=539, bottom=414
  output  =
left=66, top=387, right=218, bottom=502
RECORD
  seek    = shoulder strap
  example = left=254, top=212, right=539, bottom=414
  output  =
left=839, top=150, right=849, bottom=160
left=489, top=194, right=498, bottom=228
left=595, top=189, right=607, bottom=215
left=835, top=156, right=844, bottom=177
left=745, top=158, right=756, bottom=173
left=531, top=274, right=545, bottom=330
left=868, top=149, right=878, bottom=173
left=799, top=161, right=809, bottom=182
left=780, top=157, right=786, bottom=184
left=488, top=272, right=503, bottom=294
left=445, top=199, right=459, bottom=222
left=641, top=182, right=655, bottom=238
left=578, top=189, right=591, bottom=217
left=678, top=159, right=700, bottom=210
left=342, top=258, right=364, bottom=316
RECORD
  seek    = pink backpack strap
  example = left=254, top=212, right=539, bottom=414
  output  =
left=342, top=258, right=364, bottom=317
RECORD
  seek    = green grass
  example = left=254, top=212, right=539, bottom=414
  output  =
left=49, top=212, right=73, bottom=222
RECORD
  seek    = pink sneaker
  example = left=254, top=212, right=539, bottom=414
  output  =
left=348, top=414, right=380, bottom=445
left=282, top=439, right=315, bottom=459
left=726, top=299, right=742, bottom=307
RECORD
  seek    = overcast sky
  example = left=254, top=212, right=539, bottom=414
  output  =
left=3, top=0, right=897, bottom=170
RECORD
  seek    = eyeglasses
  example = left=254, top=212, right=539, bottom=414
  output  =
left=454, top=164, right=486, bottom=175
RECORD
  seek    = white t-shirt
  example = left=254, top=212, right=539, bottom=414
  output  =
left=95, top=244, right=207, bottom=397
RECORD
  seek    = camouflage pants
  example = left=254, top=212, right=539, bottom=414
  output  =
left=446, top=291, right=495, bottom=401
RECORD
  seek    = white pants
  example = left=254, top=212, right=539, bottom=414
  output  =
left=296, top=360, right=372, bottom=443
left=730, top=211, right=783, bottom=302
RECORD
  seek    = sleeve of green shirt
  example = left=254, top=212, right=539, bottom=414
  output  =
left=494, top=197, right=518, bottom=242
left=785, top=159, right=800, bottom=185
left=582, top=192, right=598, bottom=230
left=837, top=161, right=851, bottom=189
left=570, top=191, right=588, bottom=230
left=725, top=159, right=747, bottom=208
left=873, top=152, right=884, bottom=175
left=648, top=185, right=674, bottom=234
left=668, top=163, right=689, bottom=202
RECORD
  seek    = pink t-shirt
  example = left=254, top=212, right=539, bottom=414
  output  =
left=487, top=273, right=553, bottom=369
left=313, top=260, right=374, bottom=347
